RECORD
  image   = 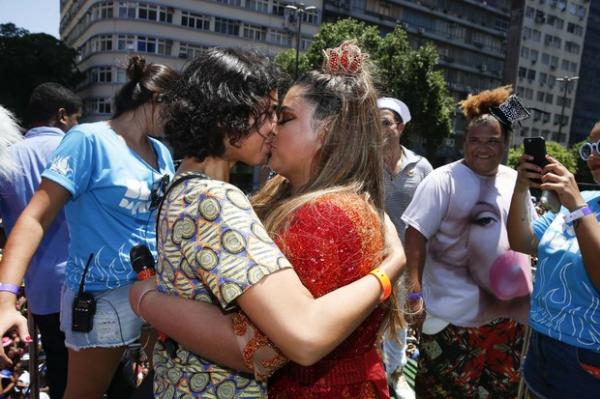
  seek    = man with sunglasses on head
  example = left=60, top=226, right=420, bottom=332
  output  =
left=508, top=122, right=600, bottom=399
left=377, top=97, right=432, bottom=399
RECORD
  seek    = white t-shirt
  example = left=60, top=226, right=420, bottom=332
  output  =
left=402, top=161, right=532, bottom=327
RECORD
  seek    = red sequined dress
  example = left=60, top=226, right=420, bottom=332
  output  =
left=234, top=192, right=390, bottom=399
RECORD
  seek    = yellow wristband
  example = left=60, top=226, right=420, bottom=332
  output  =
left=369, top=268, right=392, bottom=302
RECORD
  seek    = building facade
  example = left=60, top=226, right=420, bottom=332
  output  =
left=59, top=0, right=321, bottom=122
left=506, top=0, right=589, bottom=146
left=570, top=0, right=598, bottom=145
left=323, top=0, right=513, bottom=140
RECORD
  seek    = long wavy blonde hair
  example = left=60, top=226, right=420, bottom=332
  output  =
left=252, top=41, right=405, bottom=334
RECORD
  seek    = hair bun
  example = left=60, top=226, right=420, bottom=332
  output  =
left=322, top=40, right=368, bottom=76
left=126, top=56, right=147, bottom=82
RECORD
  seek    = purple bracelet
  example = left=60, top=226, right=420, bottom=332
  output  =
left=408, top=291, right=423, bottom=301
left=0, top=283, right=20, bottom=295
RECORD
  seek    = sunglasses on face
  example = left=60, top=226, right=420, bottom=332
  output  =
left=381, top=119, right=399, bottom=129
left=579, top=139, right=600, bottom=161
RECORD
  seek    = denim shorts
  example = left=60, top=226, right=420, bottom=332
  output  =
left=60, top=285, right=143, bottom=350
left=523, top=330, right=600, bottom=399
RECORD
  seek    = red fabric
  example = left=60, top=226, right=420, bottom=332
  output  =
left=268, top=194, right=389, bottom=399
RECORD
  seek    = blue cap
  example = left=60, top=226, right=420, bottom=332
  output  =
left=0, top=369, right=12, bottom=379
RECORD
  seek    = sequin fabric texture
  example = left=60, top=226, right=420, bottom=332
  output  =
left=153, top=173, right=292, bottom=399
left=244, top=192, right=390, bottom=399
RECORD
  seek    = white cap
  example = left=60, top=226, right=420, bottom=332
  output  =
left=377, top=97, right=411, bottom=124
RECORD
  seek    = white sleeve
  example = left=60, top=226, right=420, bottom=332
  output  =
left=401, top=170, right=450, bottom=239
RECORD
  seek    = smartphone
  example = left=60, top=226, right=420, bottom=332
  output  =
left=523, top=137, right=561, bottom=213
left=523, top=137, right=548, bottom=169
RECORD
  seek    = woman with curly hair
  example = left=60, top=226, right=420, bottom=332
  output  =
left=0, top=56, right=178, bottom=398
left=129, top=44, right=406, bottom=398
left=401, top=85, right=533, bottom=398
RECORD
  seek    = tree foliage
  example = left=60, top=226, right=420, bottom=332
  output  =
left=274, top=19, right=454, bottom=149
left=508, top=141, right=578, bottom=174
left=571, top=140, right=595, bottom=184
left=0, top=23, right=83, bottom=124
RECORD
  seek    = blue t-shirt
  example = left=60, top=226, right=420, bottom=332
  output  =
left=0, top=127, right=69, bottom=314
left=42, top=121, right=174, bottom=292
left=530, top=190, right=600, bottom=352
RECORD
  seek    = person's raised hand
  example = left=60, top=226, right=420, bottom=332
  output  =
left=541, top=155, right=586, bottom=211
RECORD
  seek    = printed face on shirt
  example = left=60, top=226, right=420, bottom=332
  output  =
left=463, top=120, right=507, bottom=177
left=587, top=127, right=600, bottom=184
left=428, top=170, right=531, bottom=302
left=224, top=91, right=278, bottom=166
left=269, top=85, right=324, bottom=185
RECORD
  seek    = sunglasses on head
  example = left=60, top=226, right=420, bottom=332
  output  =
left=579, top=139, right=600, bottom=161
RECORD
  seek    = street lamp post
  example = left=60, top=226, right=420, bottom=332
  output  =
left=556, top=75, right=579, bottom=140
left=285, top=3, right=316, bottom=78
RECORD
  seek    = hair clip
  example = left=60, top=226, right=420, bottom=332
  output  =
left=322, top=41, right=368, bottom=76
left=490, top=95, right=530, bottom=130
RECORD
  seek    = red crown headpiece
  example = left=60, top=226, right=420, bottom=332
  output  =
left=322, top=41, right=368, bottom=76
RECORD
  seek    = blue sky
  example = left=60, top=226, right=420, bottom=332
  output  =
left=0, top=0, right=60, bottom=38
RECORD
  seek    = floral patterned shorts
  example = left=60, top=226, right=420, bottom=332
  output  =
left=415, top=318, right=524, bottom=399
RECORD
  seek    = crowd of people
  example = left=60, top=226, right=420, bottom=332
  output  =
left=0, top=39, right=598, bottom=399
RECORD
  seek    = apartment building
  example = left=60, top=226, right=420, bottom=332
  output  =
left=323, top=0, right=513, bottom=139
left=570, top=0, right=599, bottom=145
left=59, top=0, right=321, bottom=121
left=505, top=0, right=589, bottom=146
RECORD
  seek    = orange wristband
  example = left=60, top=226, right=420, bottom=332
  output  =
left=369, top=268, right=392, bottom=302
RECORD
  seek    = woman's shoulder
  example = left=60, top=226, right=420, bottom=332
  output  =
left=294, top=191, right=377, bottom=226
left=172, top=176, right=252, bottom=209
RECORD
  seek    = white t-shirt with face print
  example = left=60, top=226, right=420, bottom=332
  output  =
left=402, top=161, right=533, bottom=328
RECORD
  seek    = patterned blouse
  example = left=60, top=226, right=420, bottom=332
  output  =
left=153, top=173, right=291, bottom=399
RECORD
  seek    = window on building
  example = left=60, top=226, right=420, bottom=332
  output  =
left=541, top=53, right=550, bottom=64
left=269, top=30, right=291, bottom=46
left=539, top=72, right=547, bottom=85
left=215, top=17, right=240, bottom=36
left=527, top=69, right=536, bottom=81
left=521, top=46, right=529, bottom=58
left=215, top=0, right=241, bottom=6
left=181, top=11, right=210, bottom=30
left=85, top=97, right=112, bottom=115
left=532, top=29, right=541, bottom=42
left=537, top=91, right=545, bottom=101
left=567, top=22, right=583, bottom=36
left=565, top=41, right=580, bottom=54
left=518, top=67, right=527, bottom=79
left=117, top=34, right=135, bottom=50
left=157, top=39, right=172, bottom=55
left=137, top=36, right=157, bottom=53
left=118, top=1, right=136, bottom=18
left=525, top=6, right=535, bottom=18
left=179, top=42, right=206, bottom=59
left=243, top=24, right=266, bottom=41
left=91, top=35, right=113, bottom=52
left=550, top=55, right=558, bottom=69
left=138, top=3, right=158, bottom=20
left=302, top=10, right=319, bottom=24
left=116, top=68, right=127, bottom=82
left=545, top=93, right=553, bottom=104
left=530, top=49, right=538, bottom=62
left=272, top=0, right=286, bottom=15
left=301, top=38, right=312, bottom=51
left=159, top=6, right=173, bottom=23
left=95, top=66, right=113, bottom=82
left=245, top=0, right=269, bottom=13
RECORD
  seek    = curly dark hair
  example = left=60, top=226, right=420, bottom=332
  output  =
left=164, top=48, right=283, bottom=161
